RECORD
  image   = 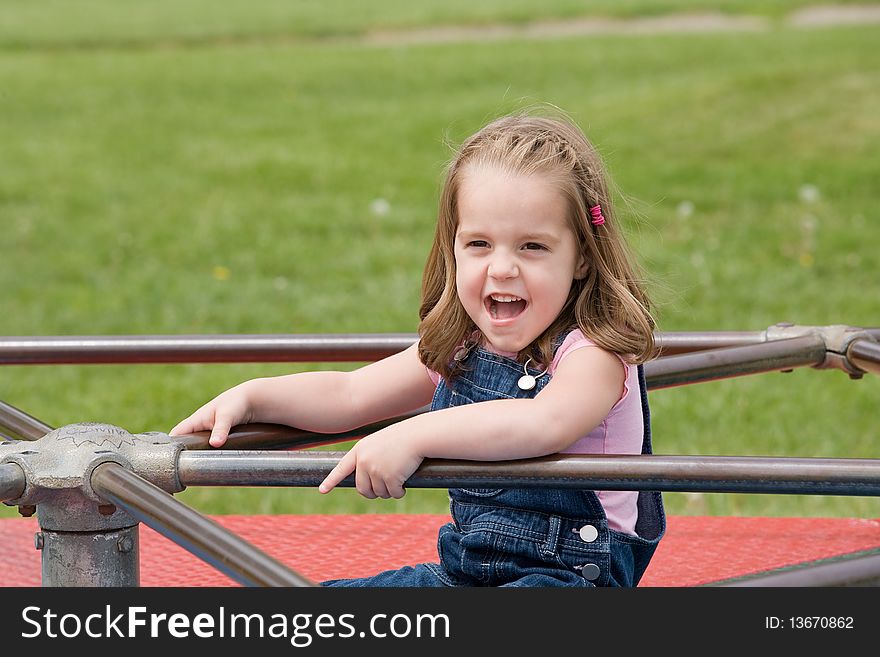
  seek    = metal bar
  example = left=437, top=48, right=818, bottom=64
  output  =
left=3, top=329, right=858, bottom=365
left=177, top=451, right=880, bottom=496
left=0, top=399, right=53, bottom=440
left=90, top=462, right=314, bottom=587
left=655, top=331, right=766, bottom=355
left=174, top=409, right=427, bottom=451
left=848, top=337, right=880, bottom=375
left=711, top=548, right=880, bottom=587
left=645, top=335, right=827, bottom=389
left=0, top=462, right=26, bottom=503
left=0, top=334, right=415, bottom=365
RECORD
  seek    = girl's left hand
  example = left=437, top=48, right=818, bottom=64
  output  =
left=318, top=431, right=424, bottom=499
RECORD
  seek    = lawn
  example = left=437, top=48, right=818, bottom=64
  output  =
left=1, top=2, right=878, bottom=520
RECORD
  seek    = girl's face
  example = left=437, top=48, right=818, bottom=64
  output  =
left=453, top=166, right=586, bottom=355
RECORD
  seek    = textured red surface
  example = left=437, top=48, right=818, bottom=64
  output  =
left=2, top=514, right=878, bottom=587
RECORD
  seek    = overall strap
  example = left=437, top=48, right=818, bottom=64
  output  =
left=636, top=363, right=652, bottom=456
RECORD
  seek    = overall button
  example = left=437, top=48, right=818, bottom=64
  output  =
left=580, top=564, right=601, bottom=581
left=578, top=524, right=598, bottom=543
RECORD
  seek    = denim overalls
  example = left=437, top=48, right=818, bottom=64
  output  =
left=323, top=341, right=665, bottom=587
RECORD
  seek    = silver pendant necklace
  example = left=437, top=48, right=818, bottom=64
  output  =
left=453, top=331, right=481, bottom=363
left=453, top=344, right=471, bottom=361
left=517, top=358, right=548, bottom=391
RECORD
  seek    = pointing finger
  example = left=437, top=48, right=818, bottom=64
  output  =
left=319, top=450, right=355, bottom=493
left=209, top=414, right=234, bottom=448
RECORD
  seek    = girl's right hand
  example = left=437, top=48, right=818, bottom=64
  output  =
left=169, top=382, right=254, bottom=448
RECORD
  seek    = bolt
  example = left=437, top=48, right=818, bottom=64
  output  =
left=98, top=504, right=117, bottom=516
left=34, top=532, right=44, bottom=550
left=18, top=504, right=36, bottom=517
left=117, top=536, right=133, bottom=553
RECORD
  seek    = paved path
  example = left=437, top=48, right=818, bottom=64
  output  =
left=364, top=5, right=880, bottom=46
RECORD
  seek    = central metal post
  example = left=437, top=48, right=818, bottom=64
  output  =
left=38, top=525, right=139, bottom=587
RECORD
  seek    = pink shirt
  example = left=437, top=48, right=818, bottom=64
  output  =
left=426, top=329, right=641, bottom=535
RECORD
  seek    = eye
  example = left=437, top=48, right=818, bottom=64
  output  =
left=467, top=240, right=490, bottom=248
left=523, top=242, right=547, bottom=251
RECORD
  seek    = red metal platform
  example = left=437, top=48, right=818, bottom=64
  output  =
left=2, top=514, right=878, bottom=586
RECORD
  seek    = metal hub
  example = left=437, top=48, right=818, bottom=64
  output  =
left=0, top=422, right=183, bottom=531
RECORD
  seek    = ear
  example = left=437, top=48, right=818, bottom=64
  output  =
left=573, top=254, right=588, bottom=280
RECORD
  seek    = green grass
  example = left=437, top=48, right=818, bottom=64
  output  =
left=1, top=4, right=878, bottom=521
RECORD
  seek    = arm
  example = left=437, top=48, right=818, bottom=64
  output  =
left=320, top=345, right=625, bottom=499
left=169, top=342, right=436, bottom=447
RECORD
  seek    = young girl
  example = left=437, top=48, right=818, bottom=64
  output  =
left=171, top=112, right=665, bottom=587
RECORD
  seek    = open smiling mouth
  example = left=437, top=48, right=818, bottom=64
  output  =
left=485, top=294, right=528, bottom=320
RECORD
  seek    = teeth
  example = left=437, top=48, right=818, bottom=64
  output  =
left=490, top=294, right=522, bottom=303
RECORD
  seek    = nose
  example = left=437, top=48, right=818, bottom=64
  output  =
left=487, top=251, right=519, bottom=280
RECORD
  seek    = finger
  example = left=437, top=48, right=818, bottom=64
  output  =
left=388, top=480, right=406, bottom=500
left=355, top=464, right=376, bottom=499
left=168, top=421, right=191, bottom=437
left=319, top=451, right=355, bottom=493
left=169, top=415, right=205, bottom=436
left=369, top=474, right=391, bottom=500
left=208, top=414, right=234, bottom=448
left=169, top=401, right=217, bottom=436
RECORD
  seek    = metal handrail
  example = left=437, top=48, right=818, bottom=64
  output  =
left=172, top=410, right=427, bottom=451
left=177, top=450, right=880, bottom=497
left=849, top=338, right=880, bottom=375
left=0, top=400, right=53, bottom=440
left=710, top=548, right=880, bottom=587
left=0, top=333, right=415, bottom=365
left=645, top=335, right=827, bottom=389
left=3, top=328, right=875, bottom=365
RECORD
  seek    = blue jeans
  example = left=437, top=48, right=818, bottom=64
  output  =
left=323, top=486, right=655, bottom=587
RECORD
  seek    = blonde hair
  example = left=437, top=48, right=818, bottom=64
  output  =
left=418, top=112, right=656, bottom=379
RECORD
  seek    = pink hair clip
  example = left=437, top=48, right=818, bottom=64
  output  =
left=589, top=204, right=605, bottom=226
